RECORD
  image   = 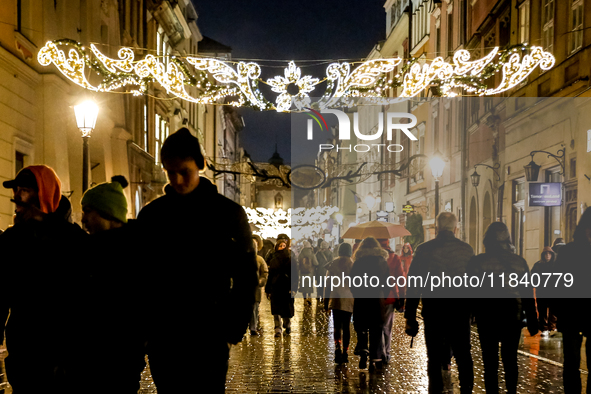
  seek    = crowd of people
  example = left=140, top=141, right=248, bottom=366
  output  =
left=259, top=209, right=591, bottom=394
left=1, top=125, right=590, bottom=394
left=0, top=128, right=259, bottom=394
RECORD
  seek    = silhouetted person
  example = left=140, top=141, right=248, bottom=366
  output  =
left=0, top=166, right=86, bottom=393
left=554, top=208, right=591, bottom=393
left=67, top=176, right=146, bottom=393
left=467, top=222, right=538, bottom=394
left=405, top=212, right=474, bottom=394
left=137, top=129, right=258, bottom=393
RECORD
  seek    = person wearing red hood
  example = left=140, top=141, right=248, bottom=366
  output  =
left=400, top=242, right=414, bottom=277
left=0, top=165, right=86, bottom=393
left=531, top=246, right=557, bottom=336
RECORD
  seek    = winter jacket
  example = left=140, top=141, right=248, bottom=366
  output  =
left=467, top=246, right=537, bottom=329
left=350, top=246, right=390, bottom=329
left=137, top=177, right=258, bottom=345
left=405, top=231, right=474, bottom=321
left=315, top=249, right=333, bottom=277
left=324, top=256, right=354, bottom=313
left=255, top=255, right=269, bottom=302
left=67, top=220, right=146, bottom=389
left=400, top=242, right=414, bottom=277
left=531, top=246, right=556, bottom=299
left=384, top=247, right=405, bottom=304
left=298, top=247, right=318, bottom=293
left=0, top=196, right=86, bottom=365
left=265, top=249, right=296, bottom=317
left=553, top=240, right=591, bottom=333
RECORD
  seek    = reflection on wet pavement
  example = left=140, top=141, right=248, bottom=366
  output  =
left=0, top=297, right=587, bottom=393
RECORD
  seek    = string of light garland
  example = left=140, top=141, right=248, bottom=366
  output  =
left=243, top=206, right=340, bottom=240
left=38, top=39, right=555, bottom=112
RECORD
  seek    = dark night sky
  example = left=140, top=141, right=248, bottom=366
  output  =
left=192, top=0, right=386, bottom=163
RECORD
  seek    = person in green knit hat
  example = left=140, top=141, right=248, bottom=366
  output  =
left=81, top=175, right=128, bottom=234
left=69, top=174, right=146, bottom=393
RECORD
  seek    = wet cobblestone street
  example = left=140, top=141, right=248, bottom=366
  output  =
left=0, top=297, right=587, bottom=393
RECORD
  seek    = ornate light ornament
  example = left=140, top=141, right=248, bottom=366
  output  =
left=266, top=61, right=320, bottom=112
left=38, top=40, right=555, bottom=111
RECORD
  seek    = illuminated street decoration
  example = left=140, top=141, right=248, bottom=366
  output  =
left=38, top=40, right=555, bottom=111
left=244, top=206, right=339, bottom=239
left=266, top=61, right=320, bottom=112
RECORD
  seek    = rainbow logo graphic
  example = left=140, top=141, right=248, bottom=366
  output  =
left=304, top=107, right=328, bottom=139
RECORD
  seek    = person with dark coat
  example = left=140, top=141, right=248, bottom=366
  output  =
left=531, top=246, right=557, bottom=336
left=405, top=212, right=474, bottom=394
left=324, top=242, right=355, bottom=364
left=467, top=221, right=538, bottom=394
left=265, top=239, right=297, bottom=337
left=250, top=235, right=269, bottom=336
left=0, top=165, right=87, bottom=394
left=137, top=128, right=258, bottom=393
left=298, top=241, right=318, bottom=303
left=378, top=238, right=405, bottom=365
left=350, top=237, right=390, bottom=372
left=66, top=176, right=146, bottom=393
left=315, top=241, right=333, bottom=303
left=553, top=207, right=591, bottom=394
left=260, top=239, right=275, bottom=261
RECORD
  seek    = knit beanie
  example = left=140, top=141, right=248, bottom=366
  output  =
left=81, top=175, right=128, bottom=223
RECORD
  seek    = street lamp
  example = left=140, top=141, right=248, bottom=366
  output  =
left=524, top=148, right=565, bottom=182
left=429, top=150, right=445, bottom=219
left=74, top=100, right=99, bottom=193
left=471, top=163, right=501, bottom=187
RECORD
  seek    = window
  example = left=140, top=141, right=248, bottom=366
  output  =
left=519, top=1, right=530, bottom=44
left=412, top=1, right=430, bottom=48
left=15, top=151, right=25, bottom=175
left=569, top=0, right=584, bottom=54
left=155, top=114, right=169, bottom=164
left=157, top=27, right=170, bottom=65
left=143, top=104, right=148, bottom=150
left=447, top=11, right=454, bottom=57
left=542, top=0, right=555, bottom=53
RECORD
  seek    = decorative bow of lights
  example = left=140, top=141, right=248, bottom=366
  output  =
left=38, top=39, right=555, bottom=112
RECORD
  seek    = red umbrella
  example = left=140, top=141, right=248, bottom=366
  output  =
left=342, top=220, right=411, bottom=240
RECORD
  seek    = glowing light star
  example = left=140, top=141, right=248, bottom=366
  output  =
left=266, top=61, right=319, bottom=112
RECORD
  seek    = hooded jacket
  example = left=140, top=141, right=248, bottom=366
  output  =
left=0, top=188, right=86, bottom=378
left=531, top=247, right=556, bottom=298
left=137, top=177, right=258, bottom=345
left=466, top=222, right=537, bottom=330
